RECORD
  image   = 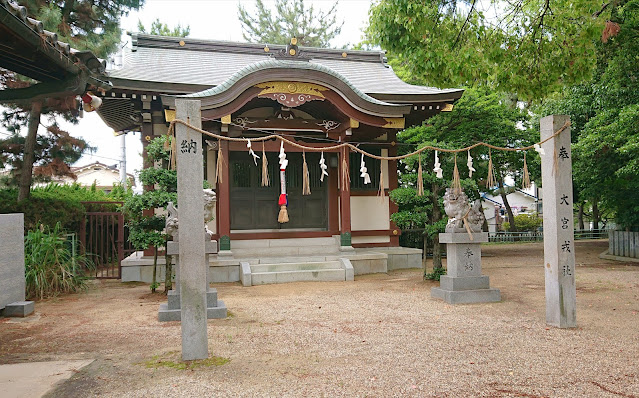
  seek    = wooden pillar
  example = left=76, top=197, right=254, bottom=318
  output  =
left=541, top=115, right=576, bottom=328
left=217, top=140, right=231, bottom=252
left=328, top=153, right=339, bottom=233
left=388, top=142, right=400, bottom=246
left=175, top=98, right=208, bottom=360
left=339, top=146, right=352, bottom=247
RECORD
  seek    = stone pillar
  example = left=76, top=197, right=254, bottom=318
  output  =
left=540, top=115, right=576, bottom=328
left=175, top=99, right=208, bottom=360
left=0, top=214, right=34, bottom=317
left=431, top=232, right=500, bottom=304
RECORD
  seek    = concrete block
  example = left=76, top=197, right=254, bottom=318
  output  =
left=340, top=258, right=354, bottom=281
left=0, top=214, right=26, bottom=310
left=209, top=265, right=239, bottom=283
left=431, top=287, right=501, bottom=304
left=406, top=253, right=422, bottom=268
left=240, top=261, right=252, bottom=287
left=351, top=258, right=388, bottom=275
left=158, top=300, right=227, bottom=322
left=439, top=232, right=489, bottom=244
left=439, top=275, right=490, bottom=291
left=2, top=301, right=34, bottom=317
left=166, top=289, right=218, bottom=310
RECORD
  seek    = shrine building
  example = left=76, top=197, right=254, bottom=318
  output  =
left=96, top=34, right=463, bottom=283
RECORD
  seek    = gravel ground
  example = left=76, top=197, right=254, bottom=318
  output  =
left=1, top=240, right=638, bottom=397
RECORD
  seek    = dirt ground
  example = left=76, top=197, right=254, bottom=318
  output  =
left=1, top=240, right=638, bottom=397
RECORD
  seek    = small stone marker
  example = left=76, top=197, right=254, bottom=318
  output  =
left=0, top=213, right=34, bottom=318
left=540, top=115, right=576, bottom=328
left=175, top=99, right=208, bottom=360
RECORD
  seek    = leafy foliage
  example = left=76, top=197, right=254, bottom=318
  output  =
left=138, top=18, right=190, bottom=37
left=24, top=222, right=94, bottom=300
left=22, top=0, right=144, bottom=58
left=238, top=0, right=343, bottom=47
left=0, top=123, right=91, bottom=186
left=0, top=183, right=116, bottom=231
left=502, top=213, right=543, bottom=232
left=367, top=0, right=608, bottom=101
left=533, top=0, right=639, bottom=229
left=122, top=135, right=176, bottom=251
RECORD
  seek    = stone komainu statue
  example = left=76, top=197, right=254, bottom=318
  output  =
left=165, top=189, right=217, bottom=241
left=443, top=188, right=485, bottom=233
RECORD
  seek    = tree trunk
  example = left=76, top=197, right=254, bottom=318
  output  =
left=164, top=253, right=172, bottom=294
left=151, top=247, right=158, bottom=293
left=498, top=180, right=517, bottom=232
left=422, top=234, right=428, bottom=271
left=578, top=203, right=585, bottom=230
left=592, top=201, right=600, bottom=231
left=18, top=102, right=42, bottom=201
left=431, top=181, right=443, bottom=273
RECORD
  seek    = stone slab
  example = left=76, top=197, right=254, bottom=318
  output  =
left=439, top=275, right=490, bottom=291
left=439, top=232, right=489, bottom=244
left=2, top=301, right=34, bottom=318
left=158, top=300, right=227, bottom=322
left=431, top=287, right=501, bottom=304
left=351, top=258, right=387, bottom=275
left=0, top=360, right=94, bottom=398
left=168, top=240, right=218, bottom=255
left=446, top=243, right=483, bottom=277
left=0, top=214, right=26, bottom=310
left=340, top=258, right=354, bottom=281
left=167, top=289, right=218, bottom=310
left=240, top=261, right=252, bottom=287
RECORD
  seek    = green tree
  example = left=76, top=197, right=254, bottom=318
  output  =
left=138, top=18, right=190, bottom=37
left=1, top=0, right=143, bottom=200
left=533, top=0, right=639, bottom=229
left=391, top=88, right=533, bottom=274
left=238, top=0, right=343, bottom=47
left=122, top=136, right=176, bottom=293
left=367, top=0, right=609, bottom=101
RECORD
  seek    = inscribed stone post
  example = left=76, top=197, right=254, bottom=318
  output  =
left=175, top=99, right=209, bottom=360
left=540, top=115, right=576, bottom=328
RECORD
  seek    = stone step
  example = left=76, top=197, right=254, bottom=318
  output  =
left=251, top=269, right=346, bottom=285
left=230, top=245, right=340, bottom=257
left=251, top=261, right=340, bottom=273
left=231, top=237, right=338, bottom=249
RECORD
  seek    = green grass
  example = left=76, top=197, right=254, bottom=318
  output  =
left=24, top=222, right=94, bottom=300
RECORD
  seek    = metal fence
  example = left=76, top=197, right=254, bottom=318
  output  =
left=400, top=228, right=609, bottom=249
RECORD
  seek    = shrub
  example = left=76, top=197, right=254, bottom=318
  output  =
left=24, top=223, right=94, bottom=300
left=502, top=213, right=543, bottom=232
left=0, top=183, right=118, bottom=232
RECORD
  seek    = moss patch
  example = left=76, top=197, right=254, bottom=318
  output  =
left=143, top=351, right=230, bottom=370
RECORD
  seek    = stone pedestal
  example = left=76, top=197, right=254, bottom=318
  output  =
left=431, top=232, right=500, bottom=304
left=158, top=238, right=227, bottom=322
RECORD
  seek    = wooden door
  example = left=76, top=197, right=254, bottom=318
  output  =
left=230, top=151, right=328, bottom=230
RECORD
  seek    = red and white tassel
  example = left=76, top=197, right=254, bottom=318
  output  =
left=277, top=140, right=289, bottom=223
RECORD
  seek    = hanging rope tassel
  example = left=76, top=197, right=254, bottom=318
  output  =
left=302, top=151, right=311, bottom=195
left=486, top=149, right=496, bottom=189
left=261, top=141, right=270, bottom=187
left=215, top=141, right=224, bottom=184
left=417, top=153, right=424, bottom=196
left=278, top=140, right=289, bottom=223
left=522, top=152, right=531, bottom=190
left=452, top=153, right=462, bottom=194
left=378, top=164, right=385, bottom=199
left=169, top=136, right=177, bottom=171
left=341, top=149, right=350, bottom=192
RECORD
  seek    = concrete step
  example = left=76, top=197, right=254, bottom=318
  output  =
left=231, top=237, right=338, bottom=249
left=251, top=268, right=346, bottom=285
left=251, top=261, right=340, bottom=273
left=230, top=246, right=340, bottom=257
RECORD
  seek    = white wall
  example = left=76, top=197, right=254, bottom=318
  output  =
left=351, top=195, right=390, bottom=244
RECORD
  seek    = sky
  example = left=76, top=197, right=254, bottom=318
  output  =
left=0, top=0, right=373, bottom=190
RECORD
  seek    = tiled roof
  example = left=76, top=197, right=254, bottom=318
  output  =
left=108, top=34, right=463, bottom=99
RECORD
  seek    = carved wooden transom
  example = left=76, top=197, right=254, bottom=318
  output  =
left=255, top=81, right=328, bottom=108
